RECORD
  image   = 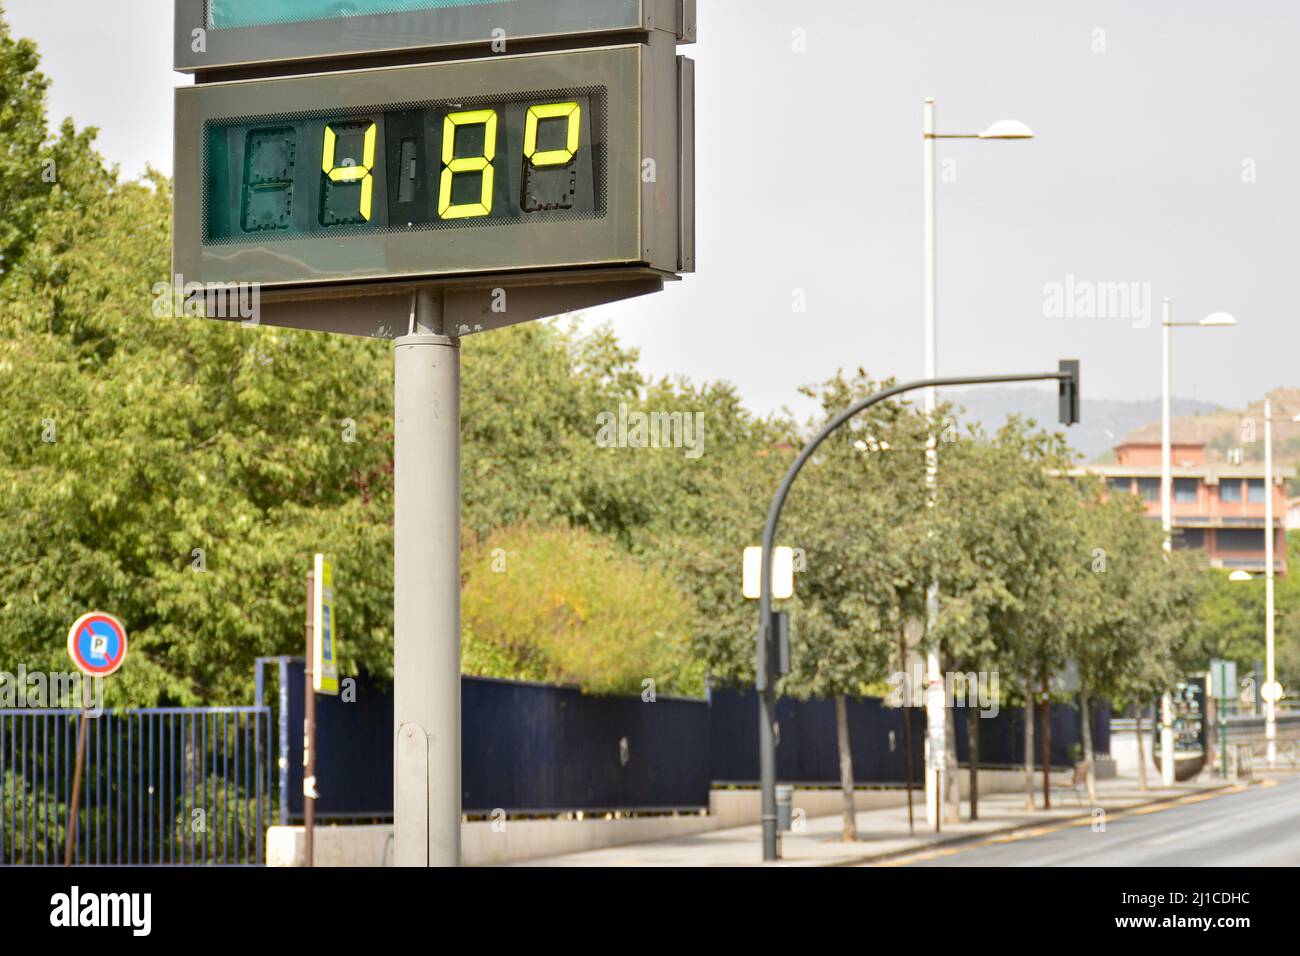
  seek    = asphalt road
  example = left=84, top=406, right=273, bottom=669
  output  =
left=895, top=775, right=1300, bottom=866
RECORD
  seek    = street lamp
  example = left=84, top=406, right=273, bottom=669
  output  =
left=1227, top=395, right=1282, bottom=771
left=1161, top=302, right=1238, bottom=551
left=922, top=98, right=1034, bottom=828
left=753, top=364, right=1080, bottom=862
left=1264, top=399, right=1277, bottom=768
left=1158, top=300, right=1237, bottom=786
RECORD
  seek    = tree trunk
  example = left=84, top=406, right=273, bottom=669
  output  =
left=1079, top=692, right=1097, bottom=803
left=1135, top=701, right=1149, bottom=791
left=1023, top=673, right=1036, bottom=810
left=898, top=631, right=915, bottom=834
left=943, top=691, right=960, bottom=823
left=1040, top=666, right=1051, bottom=810
left=967, top=706, right=980, bottom=820
left=834, top=694, right=857, bottom=841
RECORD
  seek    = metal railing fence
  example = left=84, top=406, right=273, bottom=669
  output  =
left=0, top=707, right=271, bottom=866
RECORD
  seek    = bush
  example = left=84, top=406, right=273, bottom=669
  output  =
left=462, top=524, right=704, bottom=696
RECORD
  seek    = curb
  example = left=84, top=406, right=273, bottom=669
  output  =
left=817, top=781, right=1246, bottom=868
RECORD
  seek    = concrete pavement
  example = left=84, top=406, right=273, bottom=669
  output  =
left=511, top=772, right=1242, bottom=867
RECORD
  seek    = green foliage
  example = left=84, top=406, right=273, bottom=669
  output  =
left=925, top=417, right=1209, bottom=712
left=462, top=524, right=703, bottom=696
left=0, top=12, right=1270, bottom=714
left=0, top=13, right=113, bottom=281
left=931, top=417, right=1080, bottom=694
left=775, top=370, right=931, bottom=699
left=0, top=176, right=395, bottom=705
left=1, top=768, right=66, bottom=863
left=1189, top=535, right=1300, bottom=691
left=0, top=14, right=781, bottom=701
left=1067, top=485, right=1206, bottom=705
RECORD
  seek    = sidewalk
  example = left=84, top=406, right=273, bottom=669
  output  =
left=514, top=775, right=1237, bottom=866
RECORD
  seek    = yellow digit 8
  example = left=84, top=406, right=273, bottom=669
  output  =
left=524, top=102, right=581, bottom=167
left=321, top=121, right=377, bottom=221
left=439, top=109, right=498, bottom=220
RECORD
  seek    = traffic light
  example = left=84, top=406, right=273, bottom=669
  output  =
left=757, top=610, right=791, bottom=690
left=774, top=611, right=791, bottom=678
left=1058, top=359, right=1080, bottom=426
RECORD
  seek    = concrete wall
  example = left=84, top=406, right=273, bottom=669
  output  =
left=268, top=770, right=1031, bottom=866
left=268, top=823, right=396, bottom=868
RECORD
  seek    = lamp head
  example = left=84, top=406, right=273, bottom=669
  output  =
left=1199, top=312, right=1237, bottom=327
left=978, top=119, right=1035, bottom=140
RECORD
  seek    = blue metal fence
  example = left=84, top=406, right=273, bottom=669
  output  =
left=278, top=667, right=713, bottom=818
left=462, top=676, right=711, bottom=814
left=1, top=668, right=1114, bottom=859
left=708, top=689, right=1104, bottom=784
left=286, top=673, right=1113, bottom=817
left=708, top=687, right=925, bottom=785
left=0, top=708, right=271, bottom=866
left=952, top=700, right=1112, bottom=768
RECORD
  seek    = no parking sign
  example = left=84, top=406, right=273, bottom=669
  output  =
left=66, top=611, right=128, bottom=678
left=63, top=610, right=127, bottom=865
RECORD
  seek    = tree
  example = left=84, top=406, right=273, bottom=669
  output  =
left=0, top=173, right=400, bottom=704
left=0, top=12, right=112, bottom=284
left=931, top=417, right=1078, bottom=818
left=1066, top=480, right=1205, bottom=801
left=0, top=17, right=785, bottom=705
left=1188, top=548, right=1300, bottom=691
left=461, top=524, right=703, bottom=696
left=773, top=370, right=931, bottom=840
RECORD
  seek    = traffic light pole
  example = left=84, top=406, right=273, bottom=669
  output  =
left=394, top=290, right=462, bottom=867
left=756, top=365, right=1078, bottom=862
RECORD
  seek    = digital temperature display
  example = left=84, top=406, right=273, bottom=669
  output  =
left=204, top=89, right=604, bottom=242
left=174, top=44, right=687, bottom=294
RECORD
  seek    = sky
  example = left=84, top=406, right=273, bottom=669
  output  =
left=6, top=0, right=1298, bottom=420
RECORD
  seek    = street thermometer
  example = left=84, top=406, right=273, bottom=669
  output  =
left=172, top=0, right=696, bottom=866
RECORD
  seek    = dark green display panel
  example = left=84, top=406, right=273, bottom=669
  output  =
left=205, top=90, right=603, bottom=242
left=174, top=44, right=684, bottom=290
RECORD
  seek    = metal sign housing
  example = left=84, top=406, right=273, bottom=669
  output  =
left=176, top=0, right=695, bottom=76
left=174, top=38, right=691, bottom=317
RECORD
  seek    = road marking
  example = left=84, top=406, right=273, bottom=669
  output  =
left=875, top=784, right=1253, bottom=867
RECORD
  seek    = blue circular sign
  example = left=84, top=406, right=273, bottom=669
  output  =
left=66, top=611, right=128, bottom=677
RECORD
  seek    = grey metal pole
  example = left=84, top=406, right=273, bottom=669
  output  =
left=1159, top=300, right=1175, bottom=788
left=922, top=96, right=947, bottom=832
left=758, top=646, right=778, bottom=861
left=1264, top=399, right=1276, bottom=768
left=394, top=289, right=462, bottom=867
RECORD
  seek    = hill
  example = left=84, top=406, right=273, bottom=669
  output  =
left=942, top=386, right=1220, bottom=462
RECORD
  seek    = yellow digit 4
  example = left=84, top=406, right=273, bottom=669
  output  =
left=524, top=102, right=581, bottom=167
left=321, top=121, right=377, bottom=221
left=440, top=109, right=498, bottom=219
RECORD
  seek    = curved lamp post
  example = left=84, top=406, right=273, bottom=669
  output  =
left=755, top=362, right=1080, bottom=861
